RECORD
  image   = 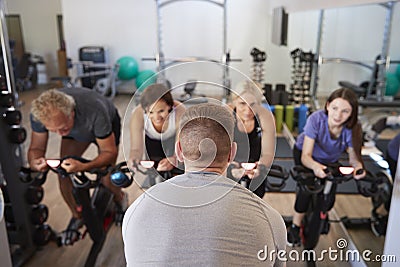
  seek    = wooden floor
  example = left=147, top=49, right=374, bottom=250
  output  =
left=11, top=86, right=392, bottom=266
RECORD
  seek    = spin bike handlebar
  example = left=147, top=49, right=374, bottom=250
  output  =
left=227, top=162, right=289, bottom=192
left=291, top=163, right=381, bottom=197
left=46, top=156, right=110, bottom=188
left=111, top=160, right=175, bottom=188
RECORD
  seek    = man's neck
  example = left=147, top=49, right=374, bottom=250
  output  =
left=184, top=165, right=226, bottom=175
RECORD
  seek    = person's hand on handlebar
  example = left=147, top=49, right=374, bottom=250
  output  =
left=313, top=163, right=327, bottom=179
left=353, top=168, right=366, bottom=180
left=30, top=157, right=48, bottom=172
left=61, top=158, right=86, bottom=173
left=157, top=157, right=175, bottom=172
left=128, top=158, right=140, bottom=172
left=246, top=161, right=261, bottom=179
left=229, top=161, right=245, bottom=179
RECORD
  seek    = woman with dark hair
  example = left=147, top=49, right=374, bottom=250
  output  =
left=129, top=84, right=185, bottom=172
left=287, top=88, right=366, bottom=246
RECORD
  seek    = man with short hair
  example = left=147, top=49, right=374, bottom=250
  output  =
left=28, top=87, right=127, bottom=237
left=122, top=103, right=286, bottom=266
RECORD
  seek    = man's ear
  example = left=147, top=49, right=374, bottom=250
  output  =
left=175, top=141, right=184, bottom=162
left=228, top=142, right=237, bottom=163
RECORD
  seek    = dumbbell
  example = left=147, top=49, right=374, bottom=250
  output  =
left=30, top=204, right=49, bottom=225
left=33, top=224, right=54, bottom=246
left=9, top=125, right=27, bottom=144
left=25, top=185, right=44, bottom=205
left=19, top=167, right=47, bottom=186
left=2, top=109, right=21, bottom=125
left=0, top=92, right=14, bottom=107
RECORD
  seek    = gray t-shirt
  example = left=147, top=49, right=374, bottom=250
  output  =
left=30, top=87, right=118, bottom=143
left=122, top=172, right=286, bottom=266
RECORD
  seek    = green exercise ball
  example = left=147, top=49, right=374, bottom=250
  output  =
left=386, top=72, right=400, bottom=96
left=396, top=64, right=400, bottom=81
left=136, top=70, right=157, bottom=91
left=117, top=56, right=139, bottom=80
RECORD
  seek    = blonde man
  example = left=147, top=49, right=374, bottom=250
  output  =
left=28, top=88, right=127, bottom=236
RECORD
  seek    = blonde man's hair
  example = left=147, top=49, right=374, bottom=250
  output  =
left=232, top=80, right=264, bottom=105
left=179, top=103, right=234, bottom=166
left=31, top=89, right=75, bottom=123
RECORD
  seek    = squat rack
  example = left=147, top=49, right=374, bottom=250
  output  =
left=143, top=0, right=240, bottom=102
left=310, top=1, right=400, bottom=109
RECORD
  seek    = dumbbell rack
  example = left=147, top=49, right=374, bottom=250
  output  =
left=0, top=0, right=51, bottom=265
left=289, top=48, right=314, bottom=107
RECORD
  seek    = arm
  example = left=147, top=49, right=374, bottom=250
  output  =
left=157, top=101, right=186, bottom=171
left=62, top=133, right=118, bottom=172
left=129, top=106, right=145, bottom=168
left=28, top=131, right=49, bottom=172
left=301, top=136, right=327, bottom=178
left=257, top=107, right=275, bottom=168
left=348, top=147, right=365, bottom=179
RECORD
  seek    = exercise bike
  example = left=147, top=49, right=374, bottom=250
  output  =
left=111, top=160, right=182, bottom=189
left=45, top=156, right=120, bottom=267
left=227, top=162, right=289, bottom=192
left=290, top=163, right=385, bottom=266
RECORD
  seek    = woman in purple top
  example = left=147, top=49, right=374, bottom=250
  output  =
left=287, top=88, right=366, bottom=246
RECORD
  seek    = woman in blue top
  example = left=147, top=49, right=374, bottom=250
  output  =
left=287, top=88, right=366, bottom=246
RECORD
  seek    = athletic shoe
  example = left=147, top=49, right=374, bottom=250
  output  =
left=287, top=224, right=301, bottom=247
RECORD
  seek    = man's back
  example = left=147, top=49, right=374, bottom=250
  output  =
left=122, top=173, right=286, bottom=266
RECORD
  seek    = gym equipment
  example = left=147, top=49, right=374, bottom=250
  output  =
left=143, top=0, right=241, bottom=102
left=227, top=163, right=289, bottom=192
left=396, top=64, right=400, bottom=80
left=79, top=46, right=109, bottom=87
left=8, top=125, right=26, bottom=144
left=30, top=204, right=49, bottom=225
left=289, top=163, right=386, bottom=266
left=289, top=48, right=313, bottom=107
left=250, top=47, right=267, bottom=84
left=274, top=105, right=283, bottom=133
left=297, top=104, right=308, bottom=134
left=2, top=108, right=21, bottom=125
left=52, top=46, right=119, bottom=99
left=135, top=69, right=156, bottom=91
left=311, top=2, right=400, bottom=108
left=0, top=91, right=14, bottom=107
left=25, top=185, right=44, bottom=205
left=385, top=72, right=400, bottom=96
left=45, top=156, right=121, bottom=267
left=117, top=56, right=139, bottom=80
left=112, top=160, right=181, bottom=189
left=110, top=161, right=133, bottom=188
left=284, top=105, right=294, bottom=132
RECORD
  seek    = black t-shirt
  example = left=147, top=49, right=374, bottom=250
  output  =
left=233, top=112, right=262, bottom=163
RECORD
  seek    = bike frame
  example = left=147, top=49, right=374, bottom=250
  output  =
left=47, top=158, right=115, bottom=267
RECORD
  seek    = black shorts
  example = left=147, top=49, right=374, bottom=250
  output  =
left=144, top=135, right=175, bottom=161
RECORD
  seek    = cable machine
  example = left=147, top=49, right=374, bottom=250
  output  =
left=310, top=1, right=400, bottom=109
left=143, top=0, right=241, bottom=102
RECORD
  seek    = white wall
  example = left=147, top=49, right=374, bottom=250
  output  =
left=3, top=0, right=400, bottom=96
left=4, top=0, right=62, bottom=78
